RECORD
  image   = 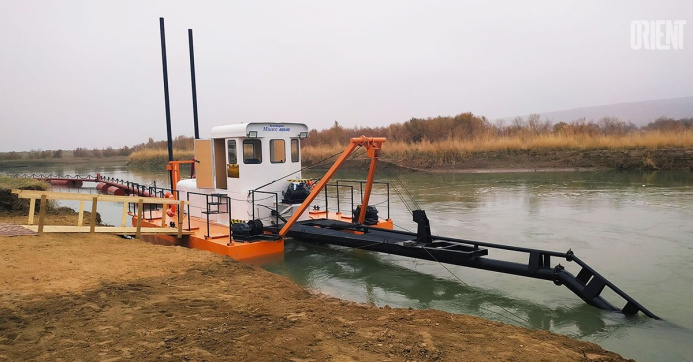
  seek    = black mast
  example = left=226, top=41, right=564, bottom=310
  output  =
left=188, top=29, right=200, bottom=140
left=159, top=17, right=174, bottom=164
left=159, top=17, right=174, bottom=187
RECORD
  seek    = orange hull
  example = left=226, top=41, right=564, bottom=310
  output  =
left=133, top=208, right=391, bottom=262
left=133, top=211, right=284, bottom=262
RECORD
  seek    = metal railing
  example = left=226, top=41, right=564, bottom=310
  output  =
left=334, top=179, right=391, bottom=220
left=250, top=190, right=280, bottom=228
left=185, top=190, right=232, bottom=243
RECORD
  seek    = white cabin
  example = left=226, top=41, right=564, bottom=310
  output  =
left=177, top=122, right=309, bottom=225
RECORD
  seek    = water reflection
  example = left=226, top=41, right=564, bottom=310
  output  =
left=264, top=239, right=653, bottom=339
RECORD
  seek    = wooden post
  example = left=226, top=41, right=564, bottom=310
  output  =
left=177, top=200, right=184, bottom=238
left=28, top=197, right=36, bottom=225
left=78, top=200, right=85, bottom=226
left=121, top=202, right=128, bottom=227
left=90, top=196, right=98, bottom=233
left=37, top=195, right=47, bottom=235
left=136, top=198, right=144, bottom=240
left=161, top=203, right=167, bottom=227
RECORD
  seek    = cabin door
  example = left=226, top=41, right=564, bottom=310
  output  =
left=225, top=139, right=240, bottom=191
left=194, top=139, right=214, bottom=188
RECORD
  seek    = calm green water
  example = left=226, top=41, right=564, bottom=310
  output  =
left=3, top=164, right=692, bottom=361
left=277, top=169, right=693, bottom=362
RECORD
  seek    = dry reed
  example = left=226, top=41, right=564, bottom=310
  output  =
left=302, top=130, right=693, bottom=166
left=128, top=148, right=195, bottom=168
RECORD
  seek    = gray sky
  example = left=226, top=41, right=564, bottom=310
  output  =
left=1, top=1, right=691, bottom=152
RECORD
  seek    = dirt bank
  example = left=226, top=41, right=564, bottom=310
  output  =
left=307, top=148, right=693, bottom=172
left=0, top=216, right=630, bottom=361
left=418, top=148, right=693, bottom=171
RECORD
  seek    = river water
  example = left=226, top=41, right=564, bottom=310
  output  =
left=3, top=163, right=692, bottom=361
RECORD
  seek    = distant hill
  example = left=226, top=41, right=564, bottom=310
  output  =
left=500, top=96, right=693, bottom=126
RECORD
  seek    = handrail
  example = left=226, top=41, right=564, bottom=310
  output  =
left=251, top=190, right=280, bottom=228
left=184, top=190, right=232, bottom=242
left=336, top=180, right=391, bottom=220
left=12, top=189, right=188, bottom=239
left=330, top=183, right=354, bottom=215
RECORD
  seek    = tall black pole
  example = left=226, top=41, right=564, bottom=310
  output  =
left=188, top=29, right=200, bottom=140
left=159, top=17, right=174, bottom=163
left=159, top=17, right=174, bottom=187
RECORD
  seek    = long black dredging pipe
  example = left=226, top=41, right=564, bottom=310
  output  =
left=287, top=217, right=659, bottom=319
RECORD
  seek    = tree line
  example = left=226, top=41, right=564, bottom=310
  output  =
left=2, top=114, right=691, bottom=161
left=303, top=114, right=693, bottom=147
left=0, top=135, right=195, bottom=161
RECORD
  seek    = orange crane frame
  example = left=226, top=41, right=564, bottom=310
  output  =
left=167, top=160, right=196, bottom=192
left=279, top=136, right=386, bottom=237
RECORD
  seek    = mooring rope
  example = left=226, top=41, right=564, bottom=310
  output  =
left=389, top=176, right=421, bottom=215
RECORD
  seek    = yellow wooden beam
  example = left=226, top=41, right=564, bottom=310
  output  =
left=177, top=200, right=184, bottom=238
left=28, top=197, right=36, bottom=225
left=90, top=196, right=98, bottom=233
left=21, top=225, right=192, bottom=235
left=78, top=200, right=85, bottom=226
left=12, top=189, right=188, bottom=206
left=38, top=195, right=47, bottom=235
left=161, top=208, right=167, bottom=227
left=10, top=190, right=191, bottom=239
left=121, top=202, right=128, bottom=227
left=136, top=198, right=143, bottom=240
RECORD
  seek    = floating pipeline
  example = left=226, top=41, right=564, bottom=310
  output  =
left=96, top=182, right=126, bottom=196
left=10, top=174, right=154, bottom=198
left=48, top=179, right=83, bottom=187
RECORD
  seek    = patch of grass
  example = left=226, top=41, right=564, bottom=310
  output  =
left=0, top=176, right=51, bottom=215
left=0, top=175, right=50, bottom=191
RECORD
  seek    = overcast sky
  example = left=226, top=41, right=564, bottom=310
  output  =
left=1, top=1, right=691, bottom=152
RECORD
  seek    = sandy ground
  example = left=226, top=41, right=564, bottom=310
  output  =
left=0, top=214, right=630, bottom=361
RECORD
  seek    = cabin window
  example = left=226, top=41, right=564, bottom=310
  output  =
left=270, top=139, right=286, bottom=163
left=227, top=140, right=237, bottom=164
left=291, top=139, right=300, bottom=163
left=243, top=139, right=262, bottom=164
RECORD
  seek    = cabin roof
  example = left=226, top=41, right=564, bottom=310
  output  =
left=210, top=122, right=309, bottom=139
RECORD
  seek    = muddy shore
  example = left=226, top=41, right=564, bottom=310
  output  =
left=0, top=210, right=632, bottom=361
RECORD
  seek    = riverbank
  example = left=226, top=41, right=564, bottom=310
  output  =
left=0, top=214, right=629, bottom=361
left=0, top=156, right=128, bottom=169
left=303, top=147, right=693, bottom=172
